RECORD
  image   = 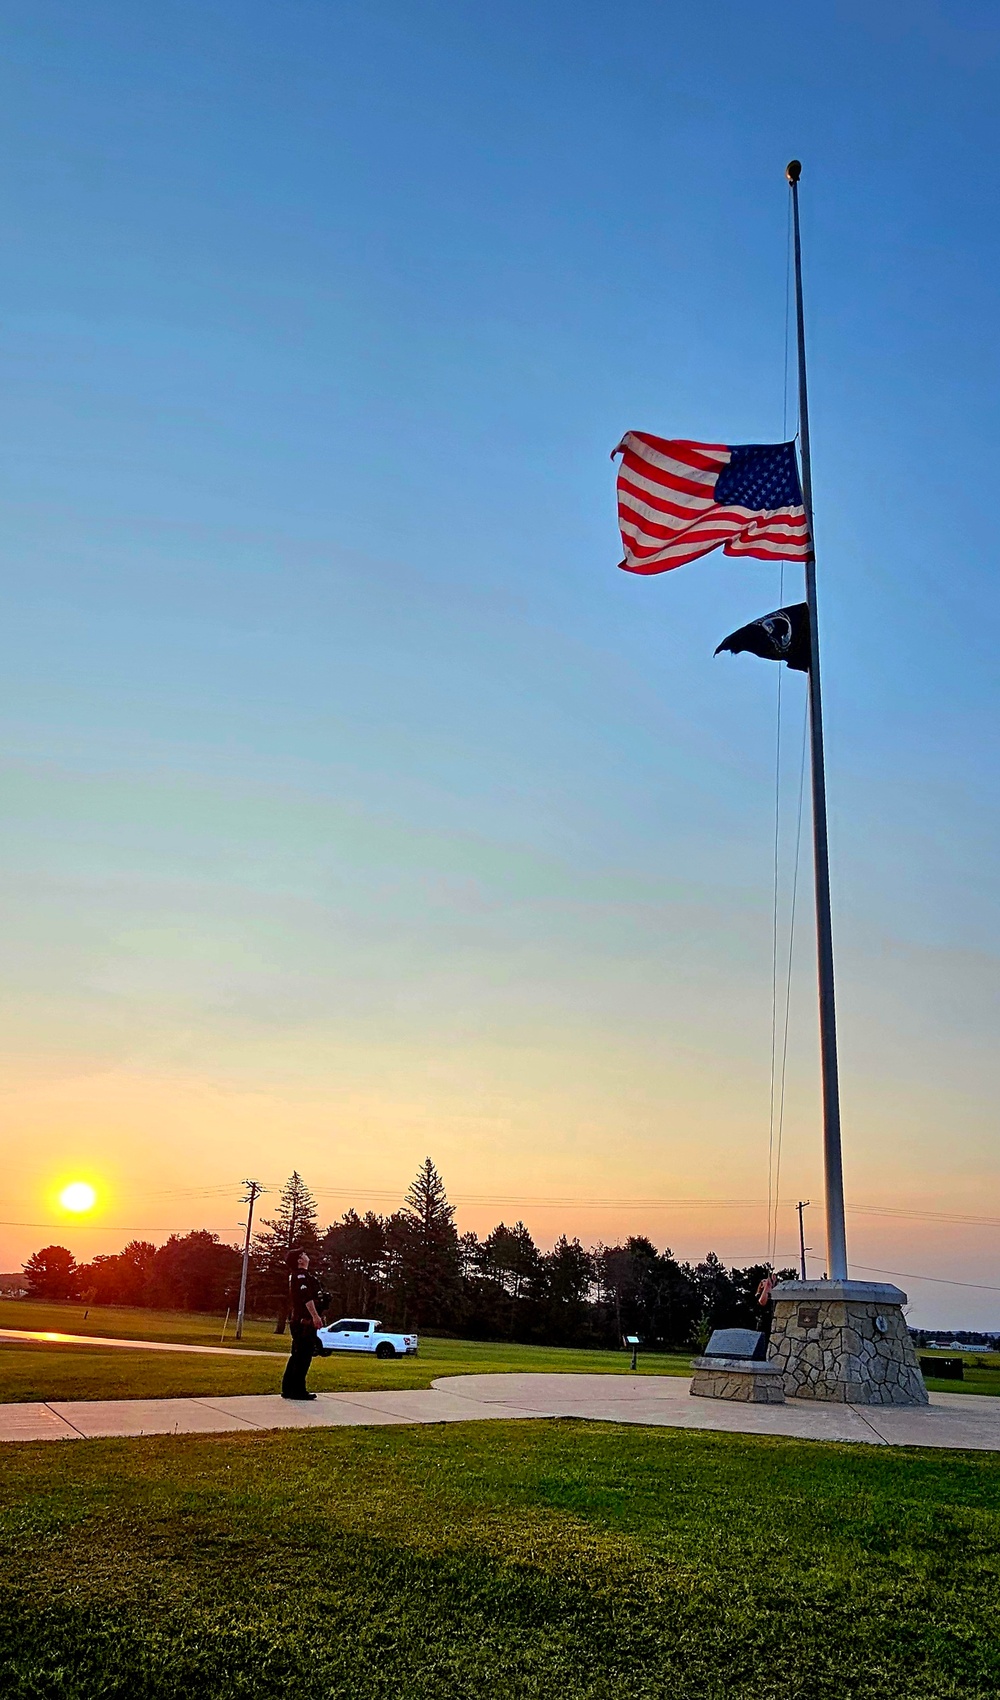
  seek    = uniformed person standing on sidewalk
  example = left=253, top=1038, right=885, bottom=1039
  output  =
left=281, top=1249, right=324, bottom=1401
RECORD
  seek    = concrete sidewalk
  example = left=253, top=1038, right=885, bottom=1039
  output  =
left=440, top=1372, right=1000, bottom=1450
left=0, top=1383, right=544, bottom=1441
left=4, top=1371, right=1000, bottom=1449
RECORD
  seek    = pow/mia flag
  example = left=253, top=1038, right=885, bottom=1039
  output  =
left=715, top=602, right=810, bottom=673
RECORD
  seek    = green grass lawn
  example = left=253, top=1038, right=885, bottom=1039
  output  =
left=0, top=1300, right=691, bottom=1403
left=5, top=1301, right=998, bottom=1407
left=2, top=1420, right=999, bottom=1699
left=0, top=1297, right=304, bottom=1350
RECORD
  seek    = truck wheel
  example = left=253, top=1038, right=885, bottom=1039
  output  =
left=375, top=1341, right=396, bottom=1360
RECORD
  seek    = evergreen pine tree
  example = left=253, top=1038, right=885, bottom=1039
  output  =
left=538, top=1237, right=596, bottom=1346
left=388, top=1157, right=461, bottom=1329
left=22, top=1244, right=79, bottom=1301
left=251, top=1171, right=321, bottom=1331
left=403, top=1157, right=455, bottom=1235
left=320, top=1210, right=387, bottom=1316
left=476, top=1221, right=540, bottom=1338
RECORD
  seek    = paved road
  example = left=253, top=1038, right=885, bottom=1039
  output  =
left=3, top=1371, right=1000, bottom=1449
left=0, top=1327, right=275, bottom=1357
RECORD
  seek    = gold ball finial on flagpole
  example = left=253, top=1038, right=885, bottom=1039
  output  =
left=786, top=159, right=802, bottom=184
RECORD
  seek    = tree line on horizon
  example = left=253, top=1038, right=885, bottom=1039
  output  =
left=18, top=1160, right=795, bottom=1351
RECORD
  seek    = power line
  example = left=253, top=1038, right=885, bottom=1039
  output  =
left=853, top=1264, right=1000, bottom=1295
left=149, top=1191, right=238, bottom=1201
left=766, top=569, right=784, bottom=1263
left=0, top=1221, right=243, bottom=1233
left=5, top=1198, right=1000, bottom=1228
left=850, top=1206, right=1000, bottom=1229
left=67, top=1180, right=1000, bottom=1232
left=5, top=1207, right=1000, bottom=1299
left=772, top=698, right=809, bottom=1257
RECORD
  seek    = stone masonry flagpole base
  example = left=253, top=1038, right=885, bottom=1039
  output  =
left=767, top=1280, right=928, bottom=1405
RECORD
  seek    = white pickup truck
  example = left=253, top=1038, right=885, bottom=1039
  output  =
left=315, top=1318, right=418, bottom=1359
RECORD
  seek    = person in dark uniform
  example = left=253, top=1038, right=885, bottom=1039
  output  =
left=281, top=1249, right=324, bottom=1401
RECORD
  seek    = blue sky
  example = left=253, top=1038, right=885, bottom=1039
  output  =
left=1, top=1, right=998, bottom=1322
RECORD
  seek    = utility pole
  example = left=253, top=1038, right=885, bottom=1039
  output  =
left=796, top=1199, right=811, bottom=1281
left=235, top=1179, right=264, bottom=1341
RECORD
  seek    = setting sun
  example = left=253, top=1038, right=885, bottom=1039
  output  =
left=59, top=1181, right=97, bottom=1214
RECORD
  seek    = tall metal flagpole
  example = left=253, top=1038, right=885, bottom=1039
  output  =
left=786, top=159, right=849, bottom=1282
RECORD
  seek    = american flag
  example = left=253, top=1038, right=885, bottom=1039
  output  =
left=613, top=432, right=811, bottom=575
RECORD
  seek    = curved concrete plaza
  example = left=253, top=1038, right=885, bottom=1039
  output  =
left=3, top=1369, right=1000, bottom=1450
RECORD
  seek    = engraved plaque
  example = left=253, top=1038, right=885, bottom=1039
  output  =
left=798, top=1306, right=819, bottom=1329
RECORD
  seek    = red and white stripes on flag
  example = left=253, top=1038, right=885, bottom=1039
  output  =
left=613, top=432, right=811, bottom=575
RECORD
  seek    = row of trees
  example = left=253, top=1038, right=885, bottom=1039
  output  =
left=21, top=1160, right=794, bottom=1350
left=22, top=1231, right=241, bottom=1314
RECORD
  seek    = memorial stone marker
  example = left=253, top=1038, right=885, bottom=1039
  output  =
left=703, top=1328, right=765, bottom=1359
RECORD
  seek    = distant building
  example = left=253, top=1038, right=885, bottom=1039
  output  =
left=910, top=1327, right=999, bottom=1354
left=0, top=1273, right=28, bottom=1298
